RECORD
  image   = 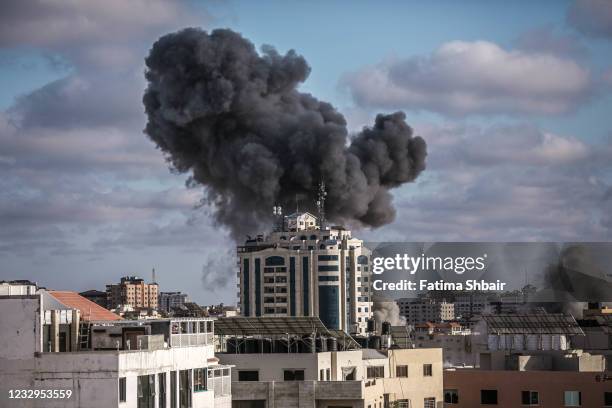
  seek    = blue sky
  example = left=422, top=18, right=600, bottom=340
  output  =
left=1, top=0, right=611, bottom=304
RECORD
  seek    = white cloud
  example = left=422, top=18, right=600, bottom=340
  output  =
left=344, top=40, right=592, bottom=116
left=360, top=122, right=612, bottom=242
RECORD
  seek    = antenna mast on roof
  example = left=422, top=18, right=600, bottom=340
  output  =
left=152, top=268, right=156, bottom=284
left=316, top=181, right=327, bottom=230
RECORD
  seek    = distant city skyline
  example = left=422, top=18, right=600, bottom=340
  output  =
left=1, top=0, right=612, bottom=304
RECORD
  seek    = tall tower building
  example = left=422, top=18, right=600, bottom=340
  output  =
left=237, top=211, right=373, bottom=334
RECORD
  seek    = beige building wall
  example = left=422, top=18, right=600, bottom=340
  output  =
left=444, top=369, right=612, bottom=408
left=381, top=348, right=444, bottom=408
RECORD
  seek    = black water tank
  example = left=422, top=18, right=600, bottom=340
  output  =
left=367, top=319, right=376, bottom=333
left=245, top=339, right=258, bottom=353
left=274, top=339, right=288, bottom=353
left=301, top=335, right=316, bottom=353
left=381, top=321, right=391, bottom=335
left=261, top=338, right=272, bottom=353
left=316, top=336, right=328, bottom=352
left=327, top=337, right=338, bottom=351
left=227, top=337, right=237, bottom=353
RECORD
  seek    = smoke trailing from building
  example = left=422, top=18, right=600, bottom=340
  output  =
left=373, top=298, right=407, bottom=327
left=143, top=28, right=426, bottom=239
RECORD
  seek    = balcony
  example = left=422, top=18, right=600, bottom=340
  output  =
left=170, top=332, right=213, bottom=347
left=231, top=380, right=364, bottom=401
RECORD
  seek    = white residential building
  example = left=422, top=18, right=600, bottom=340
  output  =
left=238, top=211, right=373, bottom=334
left=0, top=290, right=231, bottom=408
left=0, top=279, right=38, bottom=296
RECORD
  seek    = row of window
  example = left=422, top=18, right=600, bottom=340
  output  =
left=236, top=364, right=433, bottom=383
left=444, top=389, right=610, bottom=406
left=264, top=307, right=287, bottom=314
left=263, top=287, right=287, bottom=294
left=238, top=369, right=305, bottom=382
left=119, top=368, right=231, bottom=406
left=263, top=296, right=287, bottom=303
left=366, top=364, right=433, bottom=379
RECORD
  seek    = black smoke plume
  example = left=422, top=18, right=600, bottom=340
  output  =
left=143, top=28, right=426, bottom=238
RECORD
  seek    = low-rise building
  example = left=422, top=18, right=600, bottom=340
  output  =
left=215, top=316, right=443, bottom=408
left=0, top=290, right=231, bottom=407
left=444, top=350, right=611, bottom=407
left=0, top=279, right=39, bottom=295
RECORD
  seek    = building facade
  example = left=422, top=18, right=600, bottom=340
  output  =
left=454, top=293, right=489, bottom=319
left=397, top=297, right=455, bottom=325
left=219, top=346, right=443, bottom=408
left=159, top=291, right=189, bottom=313
left=0, top=280, right=38, bottom=296
left=238, top=212, right=373, bottom=334
left=444, top=352, right=611, bottom=407
left=106, top=276, right=159, bottom=310
left=0, top=290, right=231, bottom=408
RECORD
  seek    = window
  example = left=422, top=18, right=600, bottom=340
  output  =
left=318, top=275, right=339, bottom=282
left=137, top=375, right=155, bottom=408
left=423, top=364, right=433, bottom=376
left=318, top=265, right=339, bottom=272
left=522, top=391, right=539, bottom=406
left=265, top=256, right=285, bottom=266
left=481, top=389, right=498, bottom=405
left=318, top=255, right=339, bottom=261
left=366, top=366, right=384, bottom=379
left=444, top=389, right=458, bottom=404
left=424, top=398, right=436, bottom=408
left=283, top=369, right=305, bottom=381
left=605, top=392, right=612, bottom=407
left=238, top=371, right=259, bottom=381
left=170, top=371, right=177, bottom=408
left=564, top=391, right=581, bottom=407
left=179, top=370, right=191, bottom=408
left=326, top=368, right=330, bottom=381
left=158, top=373, right=167, bottom=408
left=320, top=369, right=325, bottom=380
left=118, top=377, right=126, bottom=402
left=396, top=365, right=408, bottom=378
left=193, top=368, right=207, bottom=392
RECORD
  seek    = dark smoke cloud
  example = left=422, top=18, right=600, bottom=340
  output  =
left=143, top=28, right=426, bottom=238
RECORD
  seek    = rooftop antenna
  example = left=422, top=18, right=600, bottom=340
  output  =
left=316, top=181, right=327, bottom=230
left=295, top=194, right=299, bottom=213
left=152, top=268, right=156, bottom=284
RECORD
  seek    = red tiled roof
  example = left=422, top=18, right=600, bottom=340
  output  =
left=48, top=291, right=122, bottom=321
